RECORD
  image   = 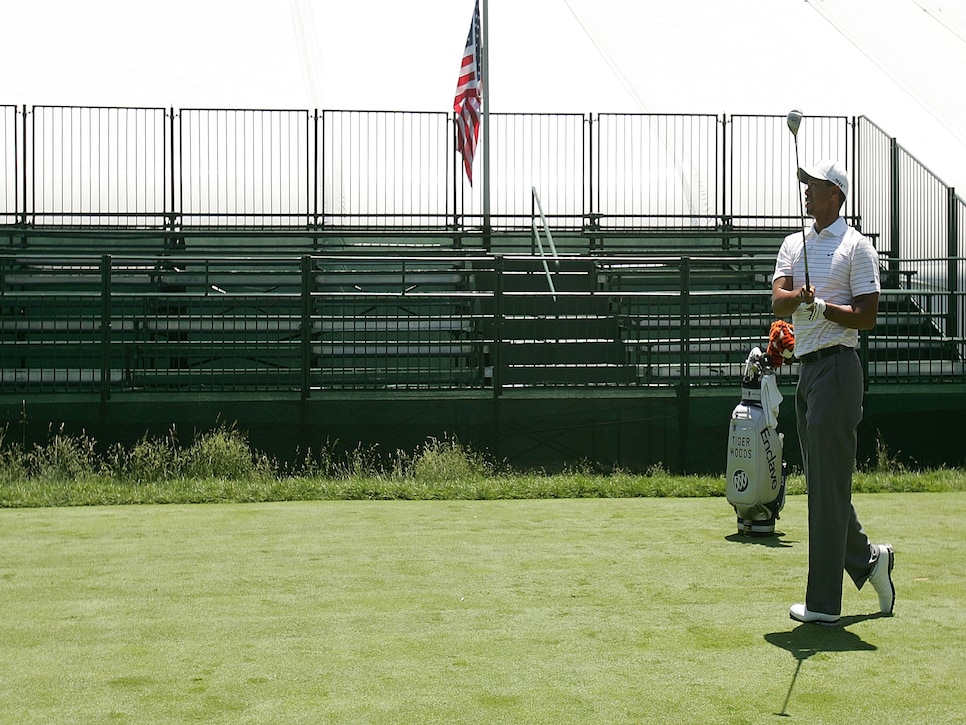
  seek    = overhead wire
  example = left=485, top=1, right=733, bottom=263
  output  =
left=907, top=0, right=966, bottom=45
left=288, top=0, right=346, bottom=215
left=563, top=0, right=710, bottom=217
left=804, top=0, right=966, bottom=146
left=563, top=0, right=650, bottom=114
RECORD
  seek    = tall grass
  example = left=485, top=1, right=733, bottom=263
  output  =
left=0, top=424, right=963, bottom=508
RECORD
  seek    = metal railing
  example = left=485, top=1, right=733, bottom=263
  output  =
left=855, top=116, right=963, bottom=355
left=727, top=114, right=851, bottom=228
left=321, top=110, right=452, bottom=228
left=1, top=106, right=963, bottom=367
left=179, top=108, right=312, bottom=227
left=530, top=187, right=559, bottom=299
left=28, top=106, right=169, bottom=227
left=1, top=253, right=962, bottom=399
left=5, top=106, right=961, bottom=233
left=0, top=105, right=16, bottom=226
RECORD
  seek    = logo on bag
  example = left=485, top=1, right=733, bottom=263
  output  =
left=760, top=429, right=780, bottom=490
left=732, top=469, right=749, bottom=492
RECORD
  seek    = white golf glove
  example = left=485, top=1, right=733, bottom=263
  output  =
left=803, top=297, right=826, bottom=322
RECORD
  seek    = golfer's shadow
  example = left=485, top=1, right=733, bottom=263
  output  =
left=724, top=531, right=795, bottom=548
left=765, top=618, right=882, bottom=716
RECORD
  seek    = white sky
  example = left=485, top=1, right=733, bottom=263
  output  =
left=2, top=0, right=965, bottom=193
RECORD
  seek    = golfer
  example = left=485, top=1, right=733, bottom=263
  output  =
left=771, top=160, right=895, bottom=625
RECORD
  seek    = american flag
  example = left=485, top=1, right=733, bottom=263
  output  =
left=454, top=0, right=483, bottom=185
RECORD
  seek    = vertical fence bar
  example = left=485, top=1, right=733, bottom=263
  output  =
left=100, top=254, right=112, bottom=402
left=301, top=255, right=313, bottom=400
left=28, top=105, right=34, bottom=225
left=450, top=113, right=460, bottom=232
left=860, top=326, right=870, bottom=391
left=889, top=138, right=901, bottom=286
left=15, top=105, right=21, bottom=224
left=305, top=109, right=312, bottom=228
left=678, top=256, right=692, bottom=472
left=492, top=255, right=503, bottom=397
left=177, top=109, right=184, bottom=233
left=584, top=113, right=592, bottom=230
left=168, top=107, right=176, bottom=231
left=679, top=257, right=691, bottom=387
left=720, top=114, right=728, bottom=229
left=949, top=187, right=959, bottom=340
left=13, top=105, right=23, bottom=225
left=319, top=110, right=326, bottom=228
left=853, top=116, right=863, bottom=231
left=312, top=109, right=319, bottom=228
left=849, top=115, right=857, bottom=223
left=591, top=112, right=600, bottom=231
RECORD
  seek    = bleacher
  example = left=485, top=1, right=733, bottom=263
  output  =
left=0, top=248, right=488, bottom=394
left=3, top=225, right=958, bottom=396
left=1, top=107, right=963, bottom=402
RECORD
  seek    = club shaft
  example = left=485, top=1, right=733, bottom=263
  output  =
left=793, top=136, right=810, bottom=289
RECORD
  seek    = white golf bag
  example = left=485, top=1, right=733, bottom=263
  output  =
left=726, top=348, right=787, bottom=535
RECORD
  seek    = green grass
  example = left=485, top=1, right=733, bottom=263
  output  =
left=1, top=427, right=964, bottom=507
left=0, top=493, right=963, bottom=723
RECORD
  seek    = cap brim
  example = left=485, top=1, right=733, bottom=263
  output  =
left=798, top=167, right=820, bottom=184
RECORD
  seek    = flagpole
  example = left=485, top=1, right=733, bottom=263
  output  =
left=481, top=0, right=491, bottom=241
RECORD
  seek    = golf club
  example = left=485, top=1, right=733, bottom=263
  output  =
left=786, top=109, right=810, bottom=290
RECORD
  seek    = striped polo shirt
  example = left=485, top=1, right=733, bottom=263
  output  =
left=772, top=216, right=881, bottom=358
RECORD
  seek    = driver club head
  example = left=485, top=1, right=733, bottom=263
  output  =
left=786, top=109, right=803, bottom=137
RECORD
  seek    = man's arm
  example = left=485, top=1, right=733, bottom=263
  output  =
left=823, top=292, right=879, bottom=330
left=771, top=276, right=808, bottom=318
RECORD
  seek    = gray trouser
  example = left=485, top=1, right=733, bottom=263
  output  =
left=795, top=348, right=875, bottom=615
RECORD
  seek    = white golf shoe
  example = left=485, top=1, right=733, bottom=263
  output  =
left=868, top=543, right=895, bottom=614
left=789, top=603, right=840, bottom=626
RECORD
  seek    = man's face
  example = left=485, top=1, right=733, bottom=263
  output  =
left=803, top=177, right=840, bottom=218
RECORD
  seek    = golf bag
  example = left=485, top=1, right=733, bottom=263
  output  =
left=726, top=348, right=788, bottom=535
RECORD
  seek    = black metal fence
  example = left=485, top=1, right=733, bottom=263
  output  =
left=0, top=105, right=18, bottom=226
left=1, top=106, right=964, bottom=394
left=0, top=106, right=879, bottom=231
left=3, top=107, right=958, bottom=244
left=1, top=252, right=962, bottom=399
left=855, top=117, right=964, bottom=360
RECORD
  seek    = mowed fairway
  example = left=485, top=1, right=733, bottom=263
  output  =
left=1, top=493, right=963, bottom=724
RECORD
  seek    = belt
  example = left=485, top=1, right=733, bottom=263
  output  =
left=796, top=344, right=853, bottom=364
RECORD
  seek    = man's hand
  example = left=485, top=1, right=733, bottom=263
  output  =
left=772, top=279, right=818, bottom=319
left=803, top=297, right=826, bottom=322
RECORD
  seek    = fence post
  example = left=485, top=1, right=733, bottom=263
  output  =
left=15, top=106, right=22, bottom=226
left=679, top=257, right=692, bottom=386
left=21, top=105, right=28, bottom=227
left=492, top=255, right=504, bottom=398
left=889, top=138, right=901, bottom=286
left=300, top=255, right=313, bottom=400
left=319, top=111, right=327, bottom=231
left=312, top=109, right=319, bottom=233
left=168, top=107, right=176, bottom=233
left=948, top=187, right=959, bottom=342
left=860, top=328, right=870, bottom=391
left=678, top=256, right=692, bottom=472
left=585, top=113, right=593, bottom=229
left=720, top=114, right=728, bottom=227
left=100, top=255, right=112, bottom=403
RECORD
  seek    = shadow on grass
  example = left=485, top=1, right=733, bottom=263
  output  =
left=724, top=531, right=797, bottom=548
left=765, top=618, right=882, bottom=716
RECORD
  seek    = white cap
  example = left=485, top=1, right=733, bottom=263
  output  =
left=798, top=159, right=849, bottom=198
